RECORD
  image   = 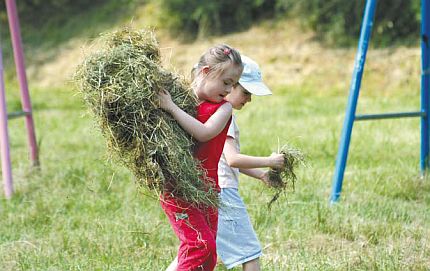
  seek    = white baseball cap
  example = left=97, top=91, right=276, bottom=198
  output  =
left=239, top=55, right=272, bottom=96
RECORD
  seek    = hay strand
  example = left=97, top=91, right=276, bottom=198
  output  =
left=267, top=144, right=305, bottom=208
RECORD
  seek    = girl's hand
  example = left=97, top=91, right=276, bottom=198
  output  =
left=260, top=170, right=270, bottom=186
left=268, top=153, right=285, bottom=169
left=158, top=89, right=176, bottom=113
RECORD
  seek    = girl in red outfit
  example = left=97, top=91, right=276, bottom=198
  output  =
left=159, top=44, right=243, bottom=271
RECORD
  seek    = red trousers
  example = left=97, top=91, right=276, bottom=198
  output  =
left=160, top=197, right=218, bottom=271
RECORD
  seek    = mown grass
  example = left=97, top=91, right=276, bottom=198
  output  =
left=1, top=78, right=429, bottom=270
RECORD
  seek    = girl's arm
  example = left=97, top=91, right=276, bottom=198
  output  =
left=223, top=137, right=284, bottom=169
left=159, top=90, right=232, bottom=142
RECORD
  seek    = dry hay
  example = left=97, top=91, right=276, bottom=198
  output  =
left=74, top=27, right=219, bottom=207
left=268, top=144, right=305, bottom=208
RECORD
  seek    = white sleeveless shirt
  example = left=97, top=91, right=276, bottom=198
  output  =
left=218, top=115, right=240, bottom=189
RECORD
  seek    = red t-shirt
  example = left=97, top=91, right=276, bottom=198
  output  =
left=194, top=100, right=231, bottom=192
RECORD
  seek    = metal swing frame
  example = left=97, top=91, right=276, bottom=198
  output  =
left=0, top=0, right=39, bottom=198
left=330, top=0, right=430, bottom=203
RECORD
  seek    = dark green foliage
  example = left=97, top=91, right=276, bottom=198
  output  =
left=0, top=0, right=111, bottom=26
left=159, top=0, right=275, bottom=39
left=0, top=0, right=143, bottom=68
left=160, top=0, right=421, bottom=46
left=0, top=0, right=421, bottom=46
left=277, top=0, right=421, bottom=46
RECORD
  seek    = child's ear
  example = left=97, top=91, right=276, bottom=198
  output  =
left=201, top=66, right=210, bottom=75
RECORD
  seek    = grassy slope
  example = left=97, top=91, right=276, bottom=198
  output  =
left=1, top=2, right=429, bottom=270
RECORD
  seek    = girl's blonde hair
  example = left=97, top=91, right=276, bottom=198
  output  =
left=191, top=44, right=242, bottom=88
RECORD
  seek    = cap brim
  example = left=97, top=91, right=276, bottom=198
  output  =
left=239, top=81, right=272, bottom=96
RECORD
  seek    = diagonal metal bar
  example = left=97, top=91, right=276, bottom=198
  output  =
left=330, top=0, right=378, bottom=204
left=6, top=0, right=39, bottom=167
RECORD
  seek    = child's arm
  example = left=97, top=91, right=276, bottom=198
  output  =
left=223, top=137, right=284, bottom=169
left=159, top=90, right=232, bottom=142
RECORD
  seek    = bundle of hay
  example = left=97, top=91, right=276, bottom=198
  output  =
left=75, top=28, right=219, bottom=207
left=267, top=145, right=305, bottom=208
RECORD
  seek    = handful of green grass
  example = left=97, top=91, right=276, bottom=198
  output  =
left=267, top=145, right=305, bottom=208
left=74, top=27, right=219, bottom=207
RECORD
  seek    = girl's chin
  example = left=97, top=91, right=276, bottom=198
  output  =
left=198, top=95, right=222, bottom=103
left=208, top=97, right=225, bottom=103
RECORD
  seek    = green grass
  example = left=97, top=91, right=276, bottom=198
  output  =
left=0, top=82, right=429, bottom=270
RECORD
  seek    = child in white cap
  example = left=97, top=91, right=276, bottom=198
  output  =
left=216, top=55, right=285, bottom=270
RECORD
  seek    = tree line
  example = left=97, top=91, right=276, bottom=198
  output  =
left=0, top=0, right=422, bottom=47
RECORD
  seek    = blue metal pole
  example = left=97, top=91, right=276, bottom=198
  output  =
left=421, top=0, right=430, bottom=173
left=330, top=0, right=378, bottom=203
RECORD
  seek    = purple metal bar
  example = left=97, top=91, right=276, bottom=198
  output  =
left=0, top=39, right=14, bottom=198
left=5, top=0, right=39, bottom=167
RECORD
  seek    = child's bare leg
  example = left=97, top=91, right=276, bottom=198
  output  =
left=243, top=258, right=260, bottom=271
left=165, top=256, right=178, bottom=271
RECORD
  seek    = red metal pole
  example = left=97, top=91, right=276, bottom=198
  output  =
left=0, top=40, right=14, bottom=198
left=5, top=0, right=39, bottom=167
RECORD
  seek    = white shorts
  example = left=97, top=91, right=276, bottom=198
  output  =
left=216, top=188, right=262, bottom=269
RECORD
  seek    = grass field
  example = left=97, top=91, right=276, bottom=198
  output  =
left=1, top=82, right=429, bottom=270
left=1, top=3, right=430, bottom=270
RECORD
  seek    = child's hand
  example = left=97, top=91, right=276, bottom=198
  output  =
left=158, top=89, right=176, bottom=113
left=260, top=170, right=270, bottom=186
left=268, top=153, right=285, bottom=169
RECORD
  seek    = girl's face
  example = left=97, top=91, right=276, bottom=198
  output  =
left=225, top=84, right=252, bottom=110
left=195, top=62, right=243, bottom=103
